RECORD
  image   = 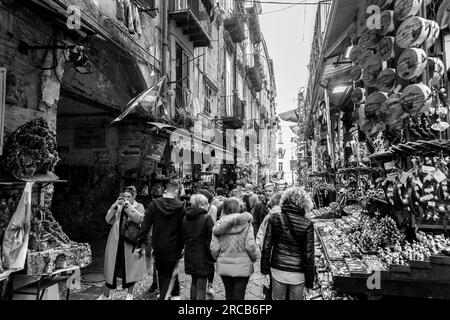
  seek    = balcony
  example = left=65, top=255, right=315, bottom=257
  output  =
left=246, top=54, right=263, bottom=92
left=247, top=6, right=262, bottom=43
left=169, top=0, right=212, bottom=47
left=222, top=94, right=246, bottom=129
left=223, top=14, right=246, bottom=43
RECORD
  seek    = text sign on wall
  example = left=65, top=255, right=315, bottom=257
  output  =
left=146, top=136, right=167, bottom=162
left=93, top=150, right=110, bottom=165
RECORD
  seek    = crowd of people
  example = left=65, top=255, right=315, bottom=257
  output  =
left=97, top=181, right=315, bottom=301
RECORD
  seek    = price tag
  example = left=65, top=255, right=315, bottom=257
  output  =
left=433, top=169, right=447, bottom=183
left=384, top=161, right=396, bottom=170
left=399, top=172, right=411, bottom=184
left=428, top=201, right=436, bottom=207
left=425, top=173, right=435, bottom=182
left=386, top=173, right=397, bottom=182
left=416, top=180, right=423, bottom=188
left=424, top=187, right=434, bottom=193
left=422, top=166, right=436, bottom=174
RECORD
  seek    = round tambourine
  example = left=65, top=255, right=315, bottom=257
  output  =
left=396, top=16, right=428, bottom=49
left=352, top=87, right=367, bottom=104
left=397, top=48, right=428, bottom=80
left=394, top=0, right=422, bottom=21
left=349, top=46, right=366, bottom=63
left=400, top=83, right=432, bottom=115
left=385, top=93, right=408, bottom=127
left=377, top=10, right=395, bottom=36
left=376, top=68, right=397, bottom=92
left=360, top=29, right=381, bottom=49
left=363, top=54, right=382, bottom=88
left=379, top=36, right=395, bottom=61
left=365, top=91, right=389, bottom=121
left=351, top=64, right=363, bottom=81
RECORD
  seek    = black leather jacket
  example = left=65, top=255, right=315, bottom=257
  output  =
left=261, top=203, right=315, bottom=289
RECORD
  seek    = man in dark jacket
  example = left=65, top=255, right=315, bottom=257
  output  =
left=182, top=194, right=214, bottom=300
left=137, top=181, right=186, bottom=300
left=250, top=183, right=275, bottom=239
left=261, top=187, right=315, bottom=300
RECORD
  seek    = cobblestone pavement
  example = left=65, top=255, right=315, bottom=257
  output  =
left=71, top=258, right=265, bottom=301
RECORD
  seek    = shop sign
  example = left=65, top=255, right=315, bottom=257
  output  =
left=120, top=147, right=141, bottom=158
left=74, top=127, right=105, bottom=149
left=93, top=150, right=110, bottom=165
left=147, top=136, right=167, bottom=162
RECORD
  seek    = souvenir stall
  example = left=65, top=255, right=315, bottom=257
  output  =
left=0, top=119, right=91, bottom=300
left=306, top=0, right=450, bottom=300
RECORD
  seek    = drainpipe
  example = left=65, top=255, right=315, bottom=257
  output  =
left=161, top=0, right=169, bottom=106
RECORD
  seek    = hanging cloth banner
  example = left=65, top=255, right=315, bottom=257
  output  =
left=111, top=76, right=166, bottom=124
left=2, top=182, right=34, bottom=270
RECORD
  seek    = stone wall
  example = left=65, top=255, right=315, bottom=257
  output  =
left=0, top=5, right=62, bottom=133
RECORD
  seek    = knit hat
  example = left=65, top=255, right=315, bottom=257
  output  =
left=197, top=189, right=214, bottom=204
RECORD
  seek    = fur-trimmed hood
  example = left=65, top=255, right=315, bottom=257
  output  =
left=213, top=212, right=253, bottom=236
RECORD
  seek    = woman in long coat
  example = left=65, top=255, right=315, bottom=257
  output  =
left=97, top=186, right=146, bottom=300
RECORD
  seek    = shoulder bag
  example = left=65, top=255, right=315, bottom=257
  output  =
left=120, top=206, right=142, bottom=246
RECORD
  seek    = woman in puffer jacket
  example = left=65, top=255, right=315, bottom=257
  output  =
left=210, top=197, right=258, bottom=300
left=261, top=187, right=315, bottom=300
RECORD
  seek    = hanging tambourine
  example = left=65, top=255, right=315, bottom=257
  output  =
left=352, top=87, right=367, bottom=104
left=365, top=91, right=389, bottom=121
left=376, top=68, right=397, bottom=92
left=401, top=83, right=432, bottom=115
left=437, top=0, right=450, bottom=30
left=396, top=16, right=428, bottom=49
left=424, top=20, right=440, bottom=50
left=394, top=0, right=422, bottom=21
left=349, top=45, right=366, bottom=63
left=359, top=49, right=373, bottom=67
left=397, top=48, right=427, bottom=80
left=377, top=10, right=395, bottom=36
left=378, top=36, right=395, bottom=61
left=385, top=93, right=408, bottom=127
left=351, top=64, right=363, bottom=81
left=363, top=53, right=382, bottom=88
left=360, top=29, right=381, bottom=49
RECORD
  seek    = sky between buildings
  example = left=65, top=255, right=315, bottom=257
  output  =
left=260, top=1, right=317, bottom=181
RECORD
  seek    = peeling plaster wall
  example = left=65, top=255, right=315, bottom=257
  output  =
left=0, top=6, right=62, bottom=133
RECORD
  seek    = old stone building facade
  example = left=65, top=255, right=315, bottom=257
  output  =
left=0, top=0, right=277, bottom=241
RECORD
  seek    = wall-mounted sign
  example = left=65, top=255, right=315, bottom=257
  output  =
left=94, top=150, right=110, bottom=165
left=74, top=127, right=105, bottom=149
left=120, top=147, right=141, bottom=158
left=146, top=136, right=167, bottom=162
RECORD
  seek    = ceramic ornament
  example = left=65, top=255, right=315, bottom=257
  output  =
left=397, top=48, right=428, bottom=80
left=396, top=16, right=428, bottom=49
left=401, top=83, right=432, bottom=115
left=376, top=68, right=397, bottom=92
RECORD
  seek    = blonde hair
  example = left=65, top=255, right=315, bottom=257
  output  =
left=190, top=194, right=209, bottom=208
left=280, top=187, right=314, bottom=212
